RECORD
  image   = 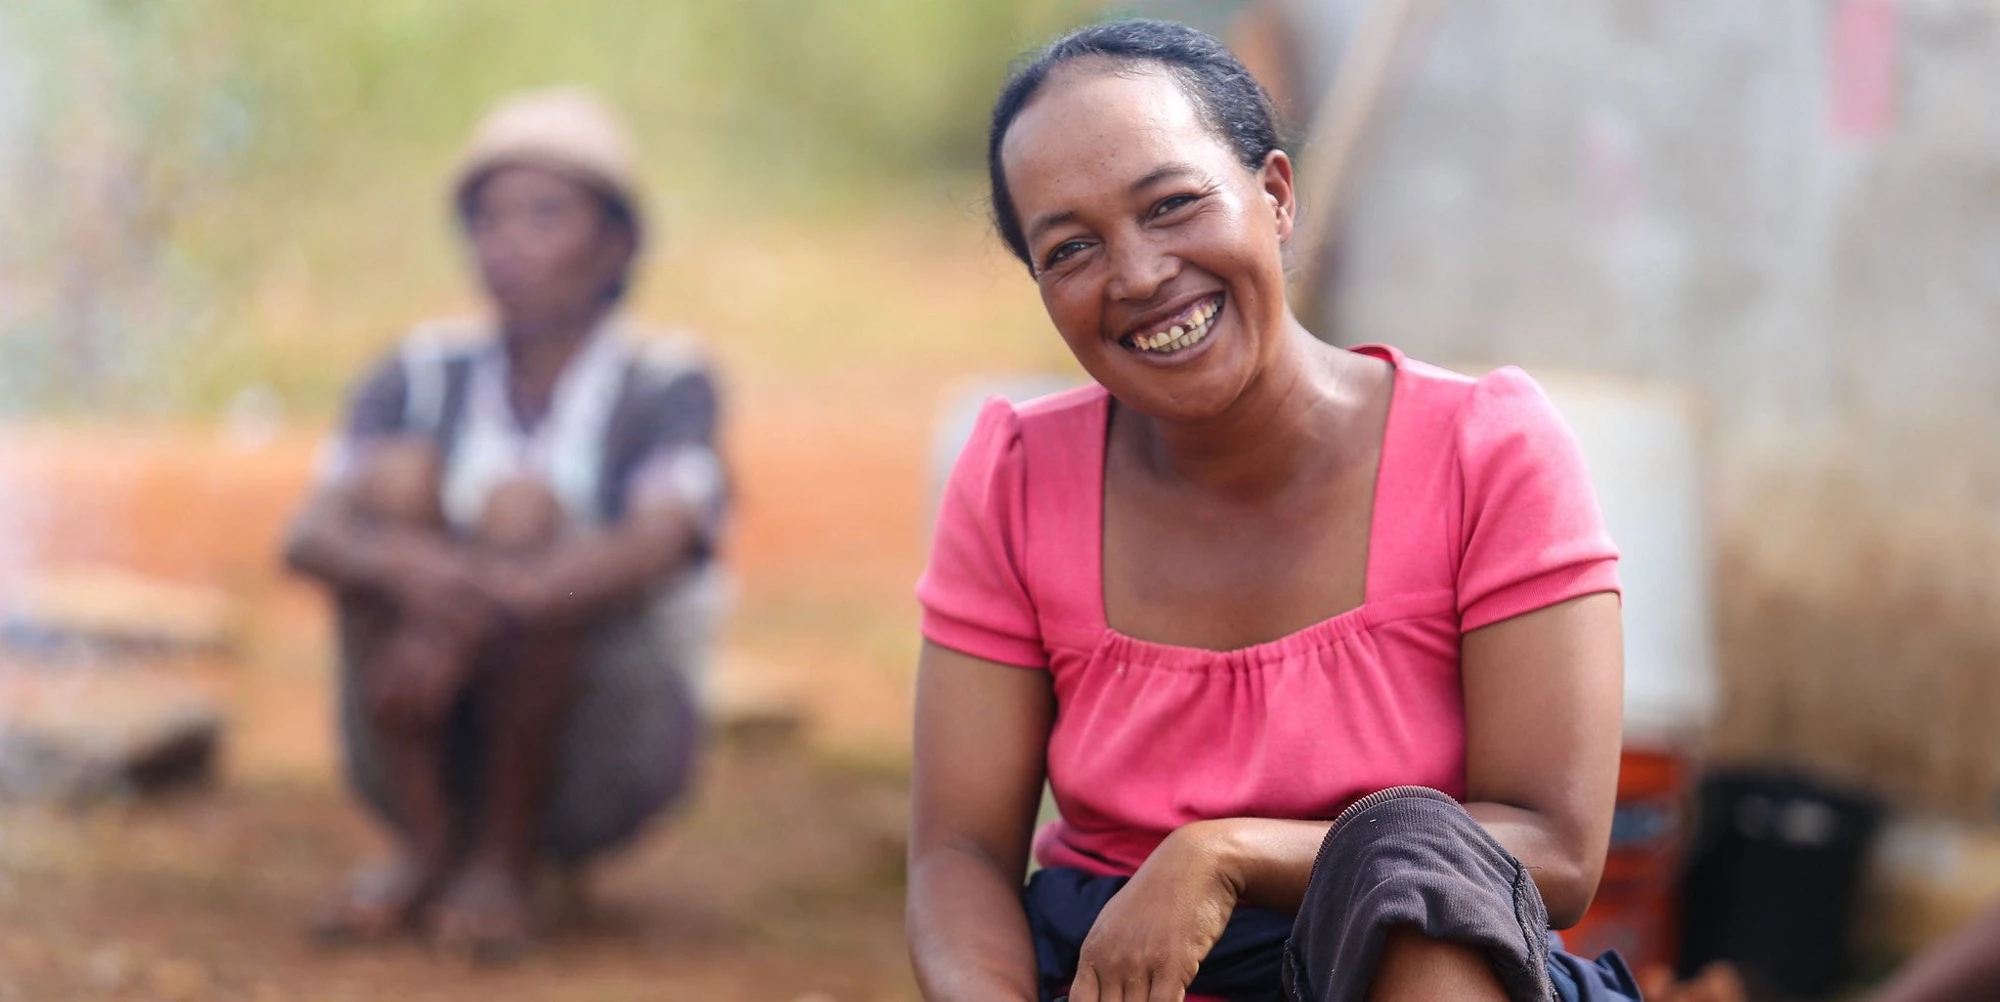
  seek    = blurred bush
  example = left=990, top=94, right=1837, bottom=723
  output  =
left=0, top=0, right=1100, bottom=414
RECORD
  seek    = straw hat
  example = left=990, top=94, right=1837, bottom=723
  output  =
left=453, top=87, right=645, bottom=232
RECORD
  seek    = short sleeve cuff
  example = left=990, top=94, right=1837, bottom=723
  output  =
left=1458, top=558, right=1621, bottom=634
left=919, top=607, right=1048, bottom=669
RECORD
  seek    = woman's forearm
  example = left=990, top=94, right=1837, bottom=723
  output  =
left=283, top=501, right=411, bottom=592
left=503, top=506, right=698, bottom=626
left=908, top=844, right=1042, bottom=1002
left=1201, top=802, right=1601, bottom=927
left=1199, top=817, right=1330, bottom=913
left=1463, top=802, right=1599, bottom=928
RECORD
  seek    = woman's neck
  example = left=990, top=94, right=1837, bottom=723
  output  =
left=499, top=303, right=608, bottom=421
left=1135, top=320, right=1369, bottom=501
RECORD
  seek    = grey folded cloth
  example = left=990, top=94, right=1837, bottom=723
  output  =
left=1282, top=786, right=1556, bottom=1002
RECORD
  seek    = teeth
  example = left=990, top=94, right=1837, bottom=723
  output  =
left=1129, top=298, right=1222, bottom=353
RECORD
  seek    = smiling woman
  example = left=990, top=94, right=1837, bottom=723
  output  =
left=987, top=27, right=1291, bottom=425
left=907, top=20, right=1639, bottom=1002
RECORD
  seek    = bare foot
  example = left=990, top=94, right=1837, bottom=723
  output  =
left=311, top=854, right=435, bottom=945
left=431, top=860, right=535, bottom=963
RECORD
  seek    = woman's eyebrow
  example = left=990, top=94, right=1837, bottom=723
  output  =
left=1129, top=162, right=1203, bottom=194
left=1023, top=163, right=1205, bottom=245
left=1026, top=210, right=1078, bottom=246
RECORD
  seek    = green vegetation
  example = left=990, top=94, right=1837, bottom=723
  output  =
left=0, top=0, right=1105, bottom=414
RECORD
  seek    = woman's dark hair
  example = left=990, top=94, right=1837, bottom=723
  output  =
left=987, top=19, right=1283, bottom=270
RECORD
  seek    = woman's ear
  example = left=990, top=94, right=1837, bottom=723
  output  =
left=1260, top=149, right=1297, bottom=245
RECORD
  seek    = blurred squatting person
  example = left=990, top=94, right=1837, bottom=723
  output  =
left=285, top=88, right=726, bottom=959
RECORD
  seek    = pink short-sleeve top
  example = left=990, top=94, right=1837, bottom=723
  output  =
left=917, top=345, right=1621, bottom=878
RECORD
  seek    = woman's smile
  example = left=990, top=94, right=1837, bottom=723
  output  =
left=1115, top=292, right=1224, bottom=362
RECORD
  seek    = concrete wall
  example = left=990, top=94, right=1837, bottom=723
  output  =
left=1303, top=0, right=2000, bottom=813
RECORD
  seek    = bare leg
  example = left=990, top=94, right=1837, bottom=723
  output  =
left=317, top=442, right=478, bottom=942
left=1366, top=926, right=1509, bottom=1002
left=432, top=478, right=586, bottom=959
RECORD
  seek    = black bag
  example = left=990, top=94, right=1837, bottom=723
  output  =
left=1677, top=770, right=1883, bottom=998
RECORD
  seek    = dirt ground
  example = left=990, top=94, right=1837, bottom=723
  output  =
left=0, top=209, right=1078, bottom=1000
left=0, top=749, right=914, bottom=1002
left=0, top=378, right=993, bottom=999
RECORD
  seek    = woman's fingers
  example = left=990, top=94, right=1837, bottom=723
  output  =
left=1075, top=955, right=1178, bottom=1002
left=1068, top=963, right=1101, bottom=1002
left=1119, top=970, right=1151, bottom=1002
left=1073, top=960, right=1140, bottom=1002
left=1090, top=966, right=1129, bottom=1002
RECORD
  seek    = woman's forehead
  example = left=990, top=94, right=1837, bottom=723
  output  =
left=1001, top=67, right=1224, bottom=213
left=474, top=163, right=595, bottom=203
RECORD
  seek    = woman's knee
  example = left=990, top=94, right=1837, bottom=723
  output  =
left=359, top=673, right=454, bottom=739
left=356, top=630, right=464, bottom=736
left=478, top=477, right=564, bottom=552
left=349, top=439, right=445, bottom=526
left=1286, top=789, right=1553, bottom=1001
left=1367, top=926, right=1507, bottom=1002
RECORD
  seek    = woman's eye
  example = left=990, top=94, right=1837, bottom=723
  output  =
left=1043, top=240, right=1088, bottom=269
left=1151, top=194, right=1199, bottom=218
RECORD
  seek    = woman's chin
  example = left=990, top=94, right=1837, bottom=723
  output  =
left=1106, top=371, right=1247, bottom=424
left=493, top=299, right=595, bottom=333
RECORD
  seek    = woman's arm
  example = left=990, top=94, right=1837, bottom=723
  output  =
left=476, top=498, right=702, bottom=627
left=908, top=641, right=1055, bottom=1002
left=1196, top=592, right=1625, bottom=928
left=285, top=487, right=503, bottom=642
left=1459, top=590, right=1623, bottom=927
left=287, top=476, right=703, bottom=633
left=285, top=490, right=421, bottom=593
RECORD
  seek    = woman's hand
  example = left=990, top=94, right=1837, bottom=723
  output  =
left=382, top=539, right=501, bottom=644
left=470, top=554, right=560, bottom=626
left=1068, top=822, right=1241, bottom=1002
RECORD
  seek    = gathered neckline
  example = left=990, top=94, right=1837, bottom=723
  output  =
left=1090, top=344, right=1408, bottom=657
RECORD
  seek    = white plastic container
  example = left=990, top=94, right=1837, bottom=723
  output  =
left=1537, top=373, right=1717, bottom=748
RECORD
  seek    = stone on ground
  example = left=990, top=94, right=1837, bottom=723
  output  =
left=0, top=668, right=222, bottom=802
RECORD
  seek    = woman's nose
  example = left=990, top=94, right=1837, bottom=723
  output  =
left=1104, top=236, right=1178, bottom=303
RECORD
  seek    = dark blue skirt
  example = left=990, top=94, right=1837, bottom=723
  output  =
left=1026, top=790, right=1642, bottom=1002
